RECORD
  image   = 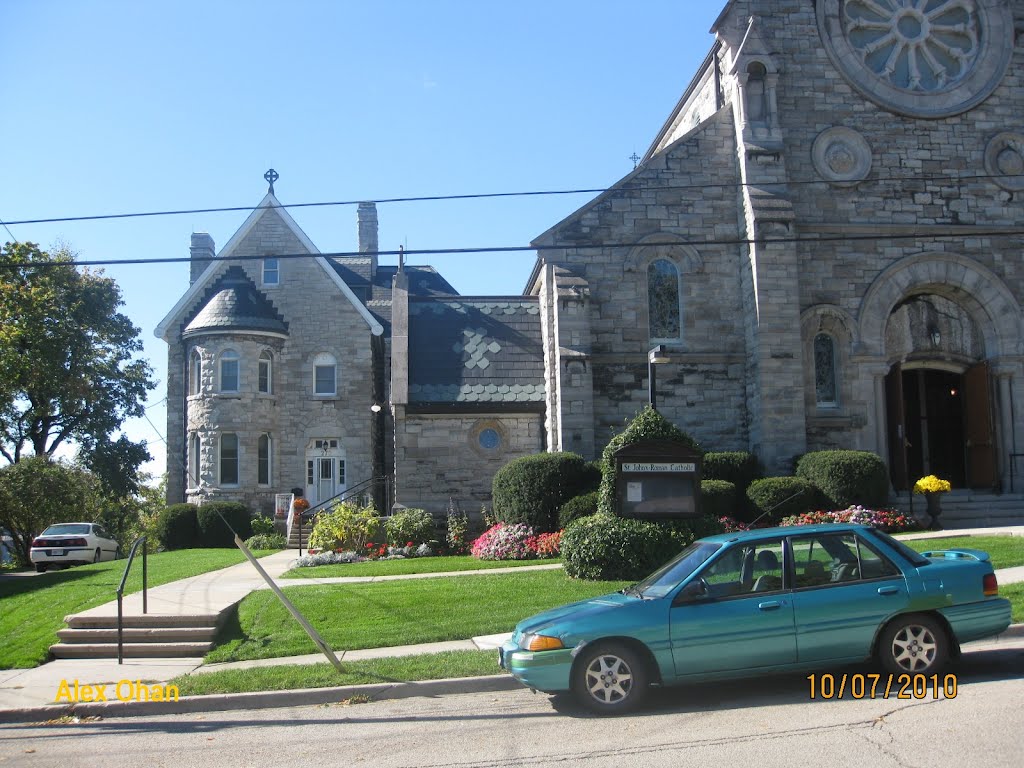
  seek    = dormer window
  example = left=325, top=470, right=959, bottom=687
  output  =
left=263, top=258, right=280, bottom=286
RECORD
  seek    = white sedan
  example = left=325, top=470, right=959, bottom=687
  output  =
left=29, top=523, right=119, bottom=572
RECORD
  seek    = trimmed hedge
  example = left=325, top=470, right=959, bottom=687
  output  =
left=558, top=491, right=599, bottom=529
left=700, top=479, right=737, bottom=519
left=598, top=406, right=702, bottom=517
left=197, top=502, right=252, bottom=547
left=156, top=503, right=199, bottom=550
left=561, top=514, right=725, bottom=581
left=703, top=452, right=761, bottom=493
left=492, top=452, right=591, bottom=532
left=746, top=477, right=818, bottom=523
left=796, top=450, right=890, bottom=510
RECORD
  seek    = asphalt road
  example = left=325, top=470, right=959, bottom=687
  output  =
left=2, top=636, right=1022, bottom=768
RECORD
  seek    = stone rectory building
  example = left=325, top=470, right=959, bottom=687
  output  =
left=159, top=0, right=1024, bottom=516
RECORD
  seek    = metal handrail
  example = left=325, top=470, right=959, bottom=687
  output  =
left=116, top=535, right=148, bottom=665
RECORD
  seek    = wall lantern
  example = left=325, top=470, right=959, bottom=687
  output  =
left=648, top=345, right=670, bottom=411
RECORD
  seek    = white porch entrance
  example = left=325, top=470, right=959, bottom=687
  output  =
left=305, top=439, right=347, bottom=506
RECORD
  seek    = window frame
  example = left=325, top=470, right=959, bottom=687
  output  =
left=313, top=353, right=338, bottom=396
left=189, top=349, right=203, bottom=395
left=189, top=432, right=201, bottom=489
left=258, top=351, right=272, bottom=394
left=219, top=433, right=239, bottom=486
left=219, top=349, right=240, bottom=394
left=813, top=332, right=839, bottom=408
left=647, top=257, right=683, bottom=344
left=262, top=257, right=280, bottom=286
left=257, top=433, right=272, bottom=486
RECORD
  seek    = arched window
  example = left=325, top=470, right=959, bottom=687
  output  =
left=258, top=433, right=272, bottom=486
left=219, top=349, right=240, bottom=393
left=814, top=333, right=838, bottom=407
left=258, top=351, right=272, bottom=394
left=746, top=61, right=768, bottom=123
left=220, top=433, right=239, bottom=485
left=189, top=433, right=201, bottom=488
left=313, top=352, right=337, bottom=396
left=647, top=259, right=682, bottom=342
left=189, top=350, right=202, bottom=395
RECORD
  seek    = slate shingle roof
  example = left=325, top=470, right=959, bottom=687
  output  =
left=407, top=297, right=545, bottom=406
left=182, top=266, right=288, bottom=337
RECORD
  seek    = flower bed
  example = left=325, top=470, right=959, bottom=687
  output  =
left=779, top=506, right=917, bottom=533
left=470, top=523, right=564, bottom=561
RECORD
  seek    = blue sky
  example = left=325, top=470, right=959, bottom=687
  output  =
left=0, top=0, right=723, bottom=480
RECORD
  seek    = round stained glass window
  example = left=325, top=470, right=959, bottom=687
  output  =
left=478, top=428, right=501, bottom=450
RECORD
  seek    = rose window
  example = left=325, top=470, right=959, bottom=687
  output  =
left=844, top=0, right=979, bottom=92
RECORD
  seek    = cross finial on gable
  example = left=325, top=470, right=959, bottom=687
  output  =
left=264, top=168, right=279, bottom=195
left=629, top=152, right=641, bottom=169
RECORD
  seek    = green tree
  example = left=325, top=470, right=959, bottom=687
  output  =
left=0, top=456, right=99, bottom=565
left=0, top=242, right=154, bottom=493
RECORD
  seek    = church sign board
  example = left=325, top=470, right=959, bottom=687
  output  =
left=613, top=440, right=701, bottom=519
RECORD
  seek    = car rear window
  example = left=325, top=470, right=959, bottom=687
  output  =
left=871, top=530, right=930, bottom=567
left=41, top=524, right=91, bottom=536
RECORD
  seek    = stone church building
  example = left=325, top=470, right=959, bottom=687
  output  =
left=159, top=0, right=1024, bottom=516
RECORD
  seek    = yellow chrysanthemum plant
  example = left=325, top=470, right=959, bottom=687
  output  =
left=913, top=475, right=952, bottom=494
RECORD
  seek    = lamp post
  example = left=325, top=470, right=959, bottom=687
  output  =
left=648, top=345, right=669, bottom=410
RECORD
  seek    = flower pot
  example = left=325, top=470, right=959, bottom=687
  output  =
left=925, top=492, right=943, bottom=530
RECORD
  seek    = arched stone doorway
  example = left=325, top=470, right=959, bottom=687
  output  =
left=859, top=254, right=1023, bottom=493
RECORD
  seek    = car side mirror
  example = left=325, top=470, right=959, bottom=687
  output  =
left=676, top=579, right=708, bottom=604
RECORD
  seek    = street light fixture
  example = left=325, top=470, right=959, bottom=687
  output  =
left=648, top=345, right=669, bottom=410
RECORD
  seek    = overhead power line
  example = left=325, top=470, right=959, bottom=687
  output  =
left=1, top=229, right=1022, bottom=270
left=2, top=170, right=1021, bottom=227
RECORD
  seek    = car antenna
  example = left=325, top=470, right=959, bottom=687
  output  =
left=748, top=488, right=807, bottom=529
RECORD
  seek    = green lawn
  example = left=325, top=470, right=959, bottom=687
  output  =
left=206, top=570, right=628, bottom=663
left=282, top=555, right=561, bottom=579
left=173, top=649, right=498, bottom=696
left=902, top=535, right=1024, bottom=570
left=0, top=549, right=270, bottom=669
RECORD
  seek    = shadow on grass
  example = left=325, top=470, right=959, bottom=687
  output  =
left=0, top=566, right=99, bottom=600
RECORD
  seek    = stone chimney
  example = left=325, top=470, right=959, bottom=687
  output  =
left=190, top=232, right=215, bottom=286
left=357, top=202, right=378, bottom=278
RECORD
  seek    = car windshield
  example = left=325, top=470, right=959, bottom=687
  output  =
left=871, top=529, right=930, bottom=566
left=41, top=524, right=91, bottom=536
left=632, top=541, right=721, bottom=599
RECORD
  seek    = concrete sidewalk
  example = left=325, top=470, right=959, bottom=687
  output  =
left=1, top=526, right=1021, bottom=720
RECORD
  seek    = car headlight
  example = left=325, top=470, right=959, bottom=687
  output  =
left=519, top=633, right=564, bottom=652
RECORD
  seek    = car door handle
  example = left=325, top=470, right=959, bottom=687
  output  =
left=877, top=586, right=900, bottom=595
left=758, top=601, right=782, bottom=611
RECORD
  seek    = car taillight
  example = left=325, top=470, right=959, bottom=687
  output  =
left=983, top=573, right=998, bottom=596
left=68, top=538, right=87, bottom=547
left=31, top=538, right=44, bottom=548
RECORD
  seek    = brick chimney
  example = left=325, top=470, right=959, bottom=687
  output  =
left=190, top=232, right=215, bottom=285
left=357, top=202, right=378, bottom=278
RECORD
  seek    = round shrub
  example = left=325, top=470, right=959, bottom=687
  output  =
left=244, top=533, right=287, bottom=550
left=558, top=491, right=599, bottom=529
left=156, top=503, right=199, bottom=550
left=746, top=477, right=819, bottom=523
left=197, top=502, right=252, bottom=547
left=250, top=515, right=276, bottom=536
left=703, top=452, right=762, bottom=492
left=385, top=507, right=435, bottom=546
left=492, top=452, right=591, bottom=532
left=561, top=515, right=678, bottom=581
left=308, top=500, right=381, bottom=552
left=796, top=450, right=890, bottom=510
left=700, top=480, right=737, bottom=519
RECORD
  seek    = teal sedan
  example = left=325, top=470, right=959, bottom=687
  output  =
left=499, top=524, right=1012, bottom=714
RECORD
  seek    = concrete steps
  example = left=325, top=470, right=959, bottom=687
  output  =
left=51, top=613, right=221, bottom=659
left=893, top=492, right=1024, bottom=527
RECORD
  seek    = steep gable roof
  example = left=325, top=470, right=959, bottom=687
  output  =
left=155, top=193, right=384, bottom=340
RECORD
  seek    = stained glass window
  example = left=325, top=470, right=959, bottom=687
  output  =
left=648, top=259, right=681, bottom=341
left=814, top=333, right=838, bottom=406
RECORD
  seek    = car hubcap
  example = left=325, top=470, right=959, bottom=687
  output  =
left=585, top=654, right=633, bottom=704
left=891, top=625, right=937, bottom=672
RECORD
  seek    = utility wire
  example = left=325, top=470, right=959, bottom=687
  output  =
left=2, top=170, right=1022, bottom=227
left=1, top=229, right=1022, bottom=270
left=0, top=218, right=17, bottom=243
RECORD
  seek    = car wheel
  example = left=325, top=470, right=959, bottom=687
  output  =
left=35, top=563, right=46, bottom=573
left=572, top=643, right=649, bottom=715
left=93, top=548, right=101, bottom=564
left=879, top=614, right=949, bottom=675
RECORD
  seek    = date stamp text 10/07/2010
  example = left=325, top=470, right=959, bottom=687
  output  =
left=807, top=673, right=958, bottom=700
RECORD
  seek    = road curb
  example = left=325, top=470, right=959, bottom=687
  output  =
left=0, top=674, right=523, bottom=724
